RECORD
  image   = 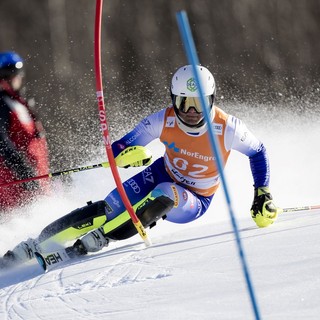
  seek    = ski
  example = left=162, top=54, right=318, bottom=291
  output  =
left=0, top=247, right=82, bottom=272
left=35, top=246, right=81, bottom=272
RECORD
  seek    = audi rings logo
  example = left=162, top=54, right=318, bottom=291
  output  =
left=127, top=179, right=141, bottom=194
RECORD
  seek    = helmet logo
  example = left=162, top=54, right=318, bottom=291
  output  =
left=186, top=77, right=197, bottom=92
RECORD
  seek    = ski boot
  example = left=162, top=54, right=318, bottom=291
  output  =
left=0, top=238, right=40, bottom=269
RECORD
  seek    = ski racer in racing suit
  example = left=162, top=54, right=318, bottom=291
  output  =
left=1, top=65, right=282, bottom=266
left=0, top=52, right=50, bottom=211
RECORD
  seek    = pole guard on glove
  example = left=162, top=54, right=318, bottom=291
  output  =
left=116, top=146, right=152, bottom=168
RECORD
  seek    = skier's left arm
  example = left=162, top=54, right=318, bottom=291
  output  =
left=225, top=116, right=282, bottom=227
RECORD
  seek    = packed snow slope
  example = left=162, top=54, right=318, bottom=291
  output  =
left=0, top=108, right=319, bottom=319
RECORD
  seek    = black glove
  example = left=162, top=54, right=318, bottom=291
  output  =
left=250, top=187, right=282, bottom=227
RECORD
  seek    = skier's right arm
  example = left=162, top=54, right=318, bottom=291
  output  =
left=112, top=109, right=165, bottom=157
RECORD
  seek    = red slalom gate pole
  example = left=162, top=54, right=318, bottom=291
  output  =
left=94, top=0, right=151, bottom=246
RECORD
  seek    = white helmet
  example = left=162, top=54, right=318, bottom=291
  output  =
left=171, top=65, right=216, bottom=133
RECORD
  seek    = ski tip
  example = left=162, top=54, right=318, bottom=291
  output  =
left=35, top=252, right=47, bottom=272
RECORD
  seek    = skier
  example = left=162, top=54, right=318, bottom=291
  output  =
left=1, top=65, right=282, bottom=267
left=0, top=51, right=50, bottom=211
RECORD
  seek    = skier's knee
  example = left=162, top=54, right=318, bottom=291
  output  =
left=154, top=182, right=201, bottom=223
left=103, top=191, right=174, bottom=241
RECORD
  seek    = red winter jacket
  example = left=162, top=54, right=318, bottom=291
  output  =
left=0, top=82, right=50, bottom=210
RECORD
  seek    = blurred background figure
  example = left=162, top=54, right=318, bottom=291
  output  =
left=0, top=51, right=50, bottom=212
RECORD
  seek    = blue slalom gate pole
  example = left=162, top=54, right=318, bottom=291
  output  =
left=176, top=11, right=261, bottom=320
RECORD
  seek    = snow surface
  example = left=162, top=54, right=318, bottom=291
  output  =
left=0, top=110, right=320, bottom=319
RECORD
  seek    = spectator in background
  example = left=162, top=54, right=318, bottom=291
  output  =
left=0, top=51, right=50, bottom=212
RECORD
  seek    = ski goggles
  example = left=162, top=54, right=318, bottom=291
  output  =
left=174, top=95, right=213, bottom=114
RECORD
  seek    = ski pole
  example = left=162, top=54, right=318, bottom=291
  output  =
left=94, top=0, right=151, bottom=246
left=0, top=145, right=152, bottom=188
left=283, top=205, right=320, bottom=213
left=0, top=162, right=110, bottom=188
